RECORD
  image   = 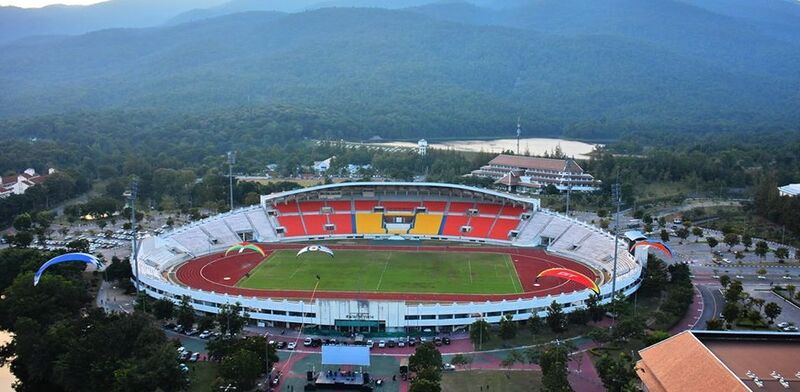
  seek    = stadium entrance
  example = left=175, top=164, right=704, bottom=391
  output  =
left=334, top=319, right=385, bottom=333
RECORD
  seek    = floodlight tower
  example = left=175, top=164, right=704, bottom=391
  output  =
left=227, top=151, right=236, bottom=211
left=125, top=177, right=140, bottom=295
left=516, top=117, right=521, bottom=155
left=610, top=175, right=622, bottom=297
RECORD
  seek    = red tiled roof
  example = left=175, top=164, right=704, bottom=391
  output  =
left=1, top=176, right=16, bottom=185
left=636, top=331, right=748, bottom=392
left=487, top=154, right=583, bottom=173
left=29, top=176, right=47, bottom=184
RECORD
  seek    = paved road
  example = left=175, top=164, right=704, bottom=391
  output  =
left=747, top=287, right=800, bottom=328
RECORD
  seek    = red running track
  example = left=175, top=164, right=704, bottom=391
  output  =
left=174, top=244, right=597, bottom=302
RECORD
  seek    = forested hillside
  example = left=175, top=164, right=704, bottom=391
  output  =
left=1, top=4, right=799, bottom=139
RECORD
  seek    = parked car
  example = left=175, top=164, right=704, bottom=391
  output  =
left=304, top=337, right=313, bottom=347
left=199, top=331, right=211, bottom=339
left=378, top=340, right=386, bottom=348
left=783, top=326, right=799, bottom=332
left=777, top=322, right=790, bottom=328
left=434, top=337, right=442, bottom=346
left=442, top=363, right=456, bottom=371
left=442, top=337, right=451, bottom=345
left=387, top=340, right=396, bottom=348
left=189, top=352, right=199, bottom=362
left=287, top=342, right=296, bottom=350
left=397, top=340, right=405, bottom=348
left=276, top=341, right=287, bottom=349
left=367, top=340, right=374, bottom=349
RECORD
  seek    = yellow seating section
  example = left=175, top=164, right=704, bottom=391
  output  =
left=355, top=213, right=385, bottom=234
left=409, top=213, right=443, bottom=235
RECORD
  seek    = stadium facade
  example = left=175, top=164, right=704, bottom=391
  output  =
left=133, top=182, right=644, bottom=332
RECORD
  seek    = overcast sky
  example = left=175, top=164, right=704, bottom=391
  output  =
left=0, top=0, right=105, bottom=7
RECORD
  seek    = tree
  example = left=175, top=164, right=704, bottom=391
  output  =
left=640, top=256, right=669, bottom=295
left=218, top=349, right=262, bottom=390
left=786, top=284, right=796, bottom=299
left=498, top=313, right=517, bottom=340
left=152, top=298, right=175, bottom=320
left=546, top=301, right=567, bottom=333
left=538, top=343, right=573, bottom=392
left=725, top=280, right=744, bottom=303
left=12, top=213, right=33, bottom=231
left=755, top=240, right=769, bottom=259
left=197, top=313, right=217, bottom=332
left=596, top=352, right=638, bottom=392
left=176, top=296, right=195, bottom=328
left=645, top=330, right=671, bottom=346
left=450, top=354, right=471, bottom=369
left=500, top=350, right=526, bottom=375
left=722, top=302, right=740, bottom=327
left=10, top=231, right=33, bottom=247
left=691, top=227, right=703, bottom=239
left=719, top=274, right=731, bottom=288
left=409, top=342, right=442, bottom=389
left=676, top=227, right=690, bottom=243
left=660, top=229, right=670, bottom=242
left=469, top=319, right=490, bottom=347
left=217, top=302, right=248, bottom=336
left=764, top=302, right=781, bottom=324
left=741, top=234, right=752, bottom=251
left=707, top=237, right=719, bottom=251
left=588, top=328, right=611, bottom=344
left=775, top=247, right=789, bottom=262
left=585, top=293, right=605, bottom=322
left=706, top=318, right=725, bottom=330
left=409, top=379, right=441, bottom=392
left=723, top=233, right=740, bottom=251
left=529, top=312, right=544, bottom=333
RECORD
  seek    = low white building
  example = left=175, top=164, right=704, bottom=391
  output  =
left=418, top=139, right=428, bottom=155
left=313, top=157, right=335, bottom=173
left=778, top=183, right=800, bottom=197
left=0, top=168, right=53, bottom=198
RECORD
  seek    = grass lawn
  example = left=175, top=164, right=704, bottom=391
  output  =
left=237, top=249, right=522, bottom=294
left=441, top=370, right=541, bottom=392
left=476, top=323, right=594, bottom=351
left=188, top=362, right=218, bottom=392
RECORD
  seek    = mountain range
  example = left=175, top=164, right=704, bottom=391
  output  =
left=1, top=0, right=798, bottom=138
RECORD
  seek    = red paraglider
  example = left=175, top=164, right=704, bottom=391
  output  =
left=536, top=267, right=600, bottom=294
left=630, top=240, right=673, bottom=258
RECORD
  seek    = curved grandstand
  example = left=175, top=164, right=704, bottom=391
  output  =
left=135, top=182, right=643, bottom=333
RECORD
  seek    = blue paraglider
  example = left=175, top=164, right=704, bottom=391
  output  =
left=33, top=253, right=103, bottom=286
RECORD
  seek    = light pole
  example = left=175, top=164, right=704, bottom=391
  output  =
left=610, top=175, right=622, bottom=327
left=125, top=177, right=142, bottom=309
left=227, top=151, right=236, bottom=212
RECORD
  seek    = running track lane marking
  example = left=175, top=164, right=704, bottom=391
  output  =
left=504, top=255, right=521, bottom=293
left=467, top=256, right=474, bottom=284
left=375, top=254, right=391, bottom=291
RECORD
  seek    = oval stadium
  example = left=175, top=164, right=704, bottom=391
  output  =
left=134, top=182, right=643, bottom=333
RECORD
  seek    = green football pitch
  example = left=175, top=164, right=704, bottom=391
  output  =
left=236, top=249, right=523, bottom=294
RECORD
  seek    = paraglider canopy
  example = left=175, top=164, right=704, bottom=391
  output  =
left=34, top=253, right=103, bottom=286
left=630, top=240, right=673, bottom=258
left=225, top=242, right=265, bottom=257
left=536, top=267, right=599, bottom=294
left=296, top=245, right=335, bottom=258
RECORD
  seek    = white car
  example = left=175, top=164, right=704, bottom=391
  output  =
left=198, top=331, right=211, bottom=339
left=367, top=340, right=374, bottom=348
left=378, top=340, right=386, bottom=348
left=757, top=275, right=766, bottom=280
left=398, top=340, right=405, bottom=348
left=735, top=275, right=745, bottom=279
left=783, top=326, right=799, bottom=332
left=777, top=322, right=790, bottom=328
left=783, top=275, right=793, bottom=280
left=442, top=363, right=456, bottom=371
left=287, top=342, right=296, bottom=350
left=304, top=337, right=312, bottom=347
left=189, top=352, right=199, bottom=362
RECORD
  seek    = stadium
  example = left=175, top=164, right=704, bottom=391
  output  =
left=134, top=182, right=644, bottom=333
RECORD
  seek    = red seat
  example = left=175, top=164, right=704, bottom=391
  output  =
left=330, top=214, right=354, bottom=234
left=442, top=215, right=469, bottom=236
left=448, top=202, right=474, bottom=214
left=489, top=218, right=520, bottom=240
left=476, top=203, right=502, bottom=216
left=298, top=201, right=325, bottom=213
left=303, top=214, right=328, bottom=235
left=277, top=215, right=305, bottom=236
left=502, top=205, right=526, bottom=216
left=423, top=201, right=447, bottom=212
left=274, top=202, right=299, bottom=214
left=355, top=200, right=378, bottom=211
left=382, top=201, right=420, bottom=211
left=467, top=217, right=494, bottom=238
left=326, top=201, right=352, bottom=213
